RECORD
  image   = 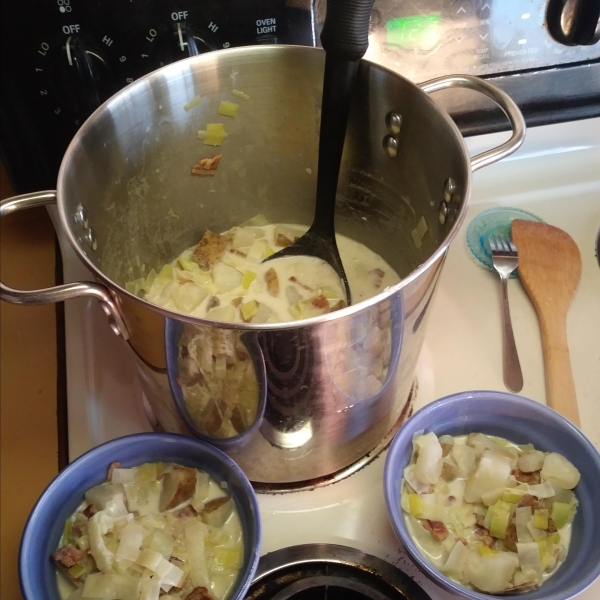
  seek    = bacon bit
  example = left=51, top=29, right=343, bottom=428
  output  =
left=289, top=276, right=313, bottom=291
left=369, top=268, right=385, bottom=288
left=174, top=505, right=199, bottom=520
left=311, top=294, right=329, bottom=309
left=475, top=513, right=486, bottom=527
left=475, top=526, right=495, bottom=547
left=276, top=233, right=294, bottom=247
left=231, top=297, right=243, bottom=308
left=207, top=296, right=220, bottom=311
left=191, top=154, right=222, bottom=176
left=230, top=248, right=247, bottom=257
left=52, top=544, right=85, bottom=568
left=265, top=268, right=279, bottom=296
left=423, top=520, right=448, bottom=541
left=236, top=350, right=248, bottom=362
left=185, top=587, right=213, bottom=600
left=512, top=468, right=541, bottom=485
left=82, top=504, right=96, bottom=519
left=107, top=461, right=121, bottom=480
left=192, top=231, right=231, bottom=269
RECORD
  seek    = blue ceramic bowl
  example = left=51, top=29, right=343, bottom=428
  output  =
left=19, top=433, right=262, bottom=600
left=384, top=391, right=600, bottom=600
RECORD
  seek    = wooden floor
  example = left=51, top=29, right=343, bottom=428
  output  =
left=1, top=166, right=58, bottom=600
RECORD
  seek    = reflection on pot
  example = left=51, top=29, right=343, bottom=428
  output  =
left=258, top=328, right=315, bottom=450
left=327, top=298, right=402, bottom=402
left=166, top=321, right=266, bottom=448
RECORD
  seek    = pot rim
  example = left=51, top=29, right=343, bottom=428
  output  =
left=56, top=44, right=472, bottom=332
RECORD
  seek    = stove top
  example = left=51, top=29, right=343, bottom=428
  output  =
left=52, top=117, right=600, bottom=599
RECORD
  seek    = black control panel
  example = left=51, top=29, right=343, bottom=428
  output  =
left=0, top=0, right=316, bottom=192
left=364, top=0, right=600, bottom=79
left=1, top=0, right=599, bottom=193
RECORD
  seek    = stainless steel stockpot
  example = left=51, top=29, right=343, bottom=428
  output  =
left=0, top=46, right=525, bottom=483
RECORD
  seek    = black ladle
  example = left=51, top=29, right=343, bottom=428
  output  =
left=263, top=0, right=376, bottom=305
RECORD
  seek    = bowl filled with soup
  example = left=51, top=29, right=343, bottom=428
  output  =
left=384, top=391, right=600, bottom=600
left=19, top=433, right=261, bottom=600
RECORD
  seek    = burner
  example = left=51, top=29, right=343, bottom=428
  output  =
left=253, top=381, right=417, bottom=494
left=245, top=544, right=431, bottom=600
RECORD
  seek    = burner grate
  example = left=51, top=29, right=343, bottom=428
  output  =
left=245, top=544, right=430, bottom=600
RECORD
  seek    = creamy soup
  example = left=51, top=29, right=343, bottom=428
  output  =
left=401, top=432, right=580, bottom=594
left=53, top=462, right=243, bottom=600
left=128, top=221, right=400, bottom=322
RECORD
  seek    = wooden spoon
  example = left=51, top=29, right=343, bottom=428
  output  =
left=511, top=219, right=582, bottom=426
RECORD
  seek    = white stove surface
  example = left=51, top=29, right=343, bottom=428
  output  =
left=55, top=117, right=600, bottom=599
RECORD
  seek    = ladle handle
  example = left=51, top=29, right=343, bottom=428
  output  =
left=0, top=191, right=129, bottom=339
left=321, top=0, right=376, bottom=61
left=313, top=0, right=376, bottom=235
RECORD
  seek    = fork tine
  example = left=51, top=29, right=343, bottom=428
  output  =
left=488, top=236, right=497, bottom=251
left=501, top=237, right=510, bottom=253
left=509, top=240, right=518, bottom=253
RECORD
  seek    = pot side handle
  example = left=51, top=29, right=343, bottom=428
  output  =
left=417, top=74, right=526, bottom=172
left=0, top=191, right=129, bottom=339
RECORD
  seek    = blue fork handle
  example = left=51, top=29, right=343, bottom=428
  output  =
left=500, top=275, right=524, bottom=392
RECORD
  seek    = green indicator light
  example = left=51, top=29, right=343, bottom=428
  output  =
left=386, top=14, right=441, bottom=49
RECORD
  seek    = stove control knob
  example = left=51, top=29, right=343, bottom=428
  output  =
left=48, top=36, right=113, bottom=119
left=546, top=0, right=600, bottom=46
left=155, top=22, right=217, bottom=68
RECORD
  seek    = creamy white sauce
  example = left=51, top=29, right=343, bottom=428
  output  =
left=56, top=466, right=243, bottom=600
left=142, top=223, right=400, bottom=323
left=403, top=434, right=574, bottom=591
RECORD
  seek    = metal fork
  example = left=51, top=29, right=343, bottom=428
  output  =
left=489, top=235, right=524, bottom=392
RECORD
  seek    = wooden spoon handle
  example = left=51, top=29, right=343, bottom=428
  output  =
left=539, top=311, right=580, bottom=426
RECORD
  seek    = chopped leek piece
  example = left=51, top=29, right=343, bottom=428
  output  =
left=502, top=488, right=527, bottom=503
left=241, top=301, right=259, bottom=321
left=515, top=506, right=534, bottom=543
left=184, top=95, right=203, bottom=111
left=63, top=517, right=74, bottom=542
left=408, top=493, right=423, bottom=516
left=240, top=214, right=270, bottom=227
left=517, top=542, right=543, bottom=578
left=478, top=545, right=498, bottom=557
left=178, top=258, right=200, bottom=272
left=551, top=502, right=572, bottom=529
left=218, top=100, right=239, bottom=117
left=490, top=504, right=511, bottom=539
left=241, top=271, right=257, bottom=289
left=232, top=89, right=250, bottom=100
left=68, top=563, right=87, bottom=578
left=547, top=531, right=561, bottom=544
left=204, top=123, right=228, bottom=146
left=264, top=246, right=274, bottom=258
left=483, top=505, right=494, bottom=530
left=533, top=509, right=549, bottom=530
left=136, top=462, right=159, bottom=481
